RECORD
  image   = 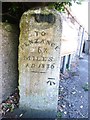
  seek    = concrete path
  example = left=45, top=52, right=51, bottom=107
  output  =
left=58, top=53, right=89, bottom=118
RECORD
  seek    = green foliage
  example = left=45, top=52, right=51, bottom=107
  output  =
left=1, top=1, right=84, bottom=24
left=82, top=83, right=89, bottom=91
left=57, top=111, right=62, bottom=118
left=50, top=0, right=84, bottom=12
left=8, top=3, right=19, bottom=13
left=54, top=2, right=72, bottom=12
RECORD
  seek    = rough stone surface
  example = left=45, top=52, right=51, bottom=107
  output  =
left=19, top=7, right=62, bottom=118
left=0, top=23, right=19, bottom=103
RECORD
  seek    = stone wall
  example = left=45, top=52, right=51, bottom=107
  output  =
left=0, top=23, right=19, bottom=103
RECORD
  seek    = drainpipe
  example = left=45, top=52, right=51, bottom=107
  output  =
left=66, top=54, right=71, bottom=70
left=61, top=56, right=66, bottom=74
left=79, top=28, right=85, bottom=58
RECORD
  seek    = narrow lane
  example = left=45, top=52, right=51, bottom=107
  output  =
left=58, top=53, right=88, bottom=118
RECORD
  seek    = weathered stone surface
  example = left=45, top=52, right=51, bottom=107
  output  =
left=19, top=7, right=62, bottom=118
left=0, top=23, right=18, bottom=103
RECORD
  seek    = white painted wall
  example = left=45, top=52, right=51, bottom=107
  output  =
left=61, top=14, right=78, bottom=56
